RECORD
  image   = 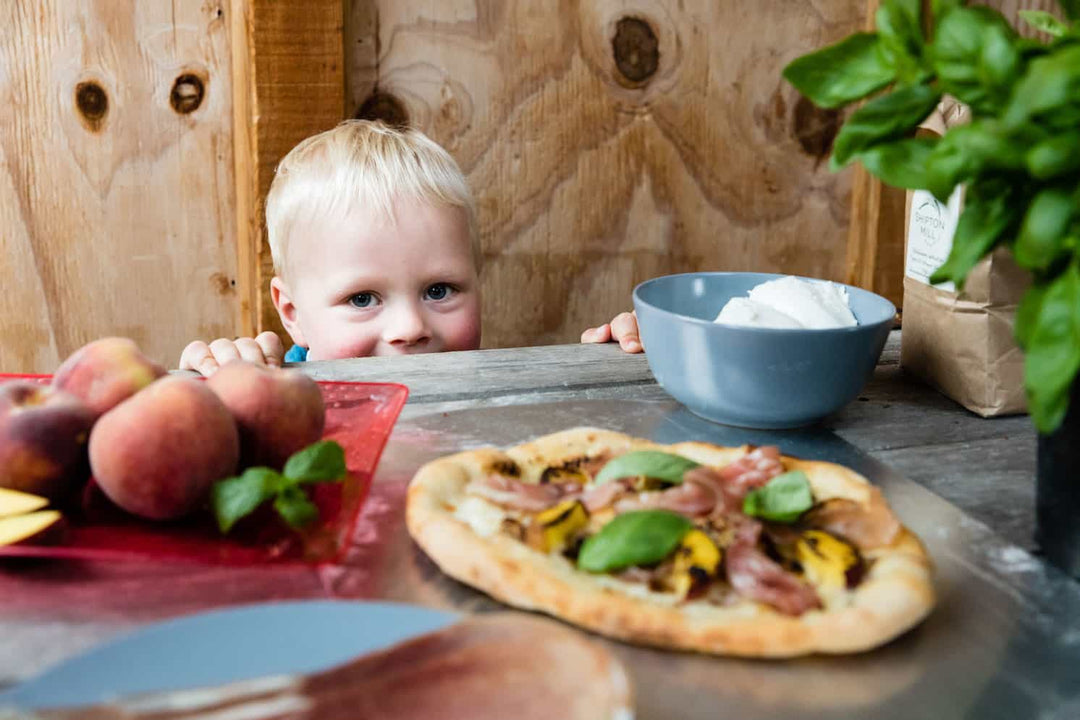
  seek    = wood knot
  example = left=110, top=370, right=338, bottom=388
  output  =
left=612, top=16, right=659, bottom=87
left=792, top=96, right=841, bottom=159
left=210, top=272, right=234, bottom=296
left=75, top=81, right=108, bottom=131
left=356, top=91, right=409, bottom=128
left=170, top=74, right=205, bottom=114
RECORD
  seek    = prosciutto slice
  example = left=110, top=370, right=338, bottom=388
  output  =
left=609, top=450, right=785, bottom=520
left=683, top=466, right=745, bottom=516
left=718, top=446, right=785, bottom=497
left=580, top=478, right=633, bottom=512
left=465, top=446, right=784, bottom=520
left=725, top=520, right=821, bottom=616
left=803, top=489, right=901, bottom=550
left=38, top=615, right=633, bottom=720
left=614, top=479, right=717, bottom=516
left=466, top=474, right=581, bottom=512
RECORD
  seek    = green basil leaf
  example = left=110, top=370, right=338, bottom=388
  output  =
left=855, top=136, right=937, bottom=189
left=577, top=510, right=692, bottom=573
left=831, top=85, right=941, bottom=168
left=212, top=467, right=282, bottom=533
left=1019, top=10, right=1070, bottom=38
left=273, top=486, right=320, bottom=529
left=876, top=0, right=931, bottom=84
left=783, top=33, right=896, bottom=109
left=1003, top=45, right=1080, bottom=131
left=1014, top=187, right=1076, bottom=272
left=742, top=471, right=814, bottom=524
left=928, top=180, right=1020, bottom=287
left=1024, top=263, right=1080, bottom=434
left=1026, top=132, right=1080, bottom=179
left=980, top=20, right=1023, bottom=87
left=282, top=440, right=346, bottom=485
left=1016, top=38, right=1053, bottom=62
left=593, top=450, right=700, bottom=486
left=931, top=0, right=966, bottom=17
left=1016, top=284, right=1050, bottom=352
left=924, top=122, right=1025, bottom=201
left=932, top=7, right=1020, bottom=114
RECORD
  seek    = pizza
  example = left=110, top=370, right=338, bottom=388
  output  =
left=405, top=428, right=934, bottom=658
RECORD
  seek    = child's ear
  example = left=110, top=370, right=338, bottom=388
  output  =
left=270, top=276, right=307, bottom=349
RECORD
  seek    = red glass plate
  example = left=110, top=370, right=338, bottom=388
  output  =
left=0, top=374, right=408, bottom=566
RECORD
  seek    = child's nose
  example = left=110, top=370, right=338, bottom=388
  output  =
left=383, top=303, right=431, bottom=346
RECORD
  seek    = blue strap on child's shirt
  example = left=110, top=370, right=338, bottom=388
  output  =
left=284, top=345, right=308, bottom=363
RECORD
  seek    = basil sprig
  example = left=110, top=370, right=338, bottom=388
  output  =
left=1018, top=10, right=1072, bottom=38
left=782, top=34, right=896, bottom=109
left=783, top=0, right=1080, bottom=434
left=742, top=471, right=815, bottom=524
left=577, top=510, right=692, bottom=573
left=212, top=440, right=347, bottom=533
left=593, top=451, right=700, bottom=486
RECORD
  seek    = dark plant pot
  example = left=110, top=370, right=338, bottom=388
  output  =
left=1035, top=382, right=1080, bottom=580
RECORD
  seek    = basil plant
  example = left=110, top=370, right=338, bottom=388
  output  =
left=783, top=0, right=1080, bottom=434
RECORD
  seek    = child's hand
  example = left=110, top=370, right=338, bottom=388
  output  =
left=580, top=311, right=642, bottom=353
left=178, top=331, right=285, bottom=376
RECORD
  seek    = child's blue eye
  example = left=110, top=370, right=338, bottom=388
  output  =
left=425, top=283, right=454, bottom=301
left=349, top=292, right=376, bottom=309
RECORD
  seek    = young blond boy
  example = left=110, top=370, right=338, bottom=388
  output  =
left=180, top=120, right=639, bottom=375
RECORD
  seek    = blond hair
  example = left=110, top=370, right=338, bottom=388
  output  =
left=265, top=120, right=477, bottom=276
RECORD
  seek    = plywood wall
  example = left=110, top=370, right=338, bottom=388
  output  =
left=0, top=1, right=239, bottom=372
left=238, top=0, right=346, bottom=341
left=345, top=1, right=868, bottom=348
left=3, top=1, right=1061, bottom=369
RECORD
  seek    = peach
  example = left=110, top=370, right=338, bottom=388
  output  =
left=89, top=376, right=239, bottom=520
left=52, top=337, right=166, bottom=418
left=0, top=382, right=95, bottom=501
left=207, top=361, right=325, bottom=470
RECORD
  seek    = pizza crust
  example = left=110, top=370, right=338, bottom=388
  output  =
left=406, top=428, right=935, bottom=658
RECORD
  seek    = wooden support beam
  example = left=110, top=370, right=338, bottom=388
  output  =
left=229, top=0, right=346, bottom=339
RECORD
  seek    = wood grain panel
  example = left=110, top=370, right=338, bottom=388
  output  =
left=0, top=1, right=238, bottom=371
left=245, top=0, right=346, bottom=340
left=348, top=1, right=868, bottom=349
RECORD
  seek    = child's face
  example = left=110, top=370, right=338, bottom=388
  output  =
left=272, top=198, right=481, bottom=360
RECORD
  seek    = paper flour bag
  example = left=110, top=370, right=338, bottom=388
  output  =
left=901, top=97, right=1030, bottom=417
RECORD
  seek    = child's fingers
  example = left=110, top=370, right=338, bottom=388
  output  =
left=580, top=325, right=612, bottom=344
left=610, top=312, right=642, bottom=353
left=255, top=331, right=285, bottom=367
left=179, top=341, right=220, bottom=377
left=207, top=338, right=243, bottom=369
left=233, top=337, right=269, bottom=366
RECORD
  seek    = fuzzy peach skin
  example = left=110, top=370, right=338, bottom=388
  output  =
left=0, top=382, right=95, bottom=501
left=89, top=377, right=239, bottom=521
left=52, top=337, right=166, bottom=418
left=207, top=361, right=325, bottom=470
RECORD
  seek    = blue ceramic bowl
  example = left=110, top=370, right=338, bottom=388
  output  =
left=632, top=272, right=896, bottom=429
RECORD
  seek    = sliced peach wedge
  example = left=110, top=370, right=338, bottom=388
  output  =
left=0, top=509, right=64, bottom=547
left=0, top=487, right=50, bottom=520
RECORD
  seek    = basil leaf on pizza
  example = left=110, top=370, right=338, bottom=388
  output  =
left=593, top=451, right=700, bottom=486
left=577, top=510, right=692, bottom=572
left=742, top=470, right=814, bottom=523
